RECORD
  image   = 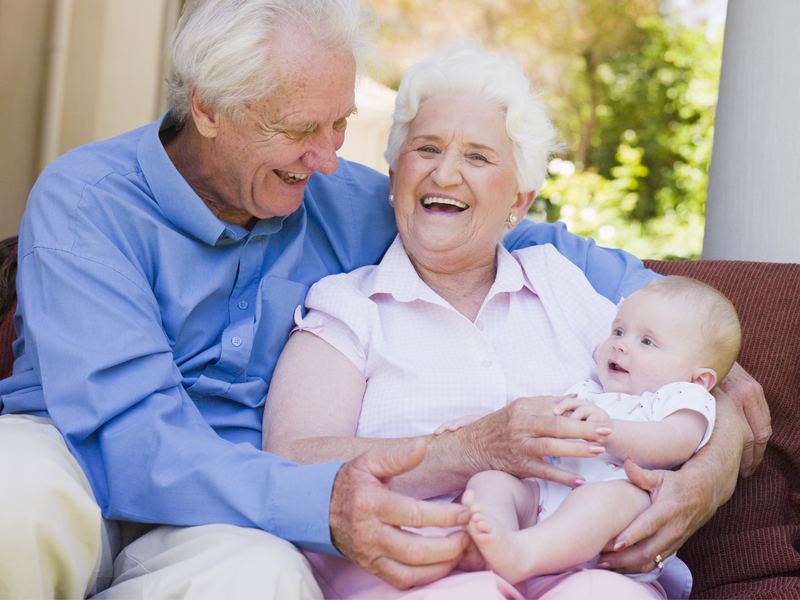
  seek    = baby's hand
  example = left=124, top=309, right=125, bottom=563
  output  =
left=434, top=412, right=491, bottom=435
left=553, top=397, right=612, bottom=429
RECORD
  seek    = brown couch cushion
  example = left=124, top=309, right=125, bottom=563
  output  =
left=0, top=236, right=17, bottom=380
left=0, top=301, right=14, bottom=381
left=645, top=259, right=800, bottom=599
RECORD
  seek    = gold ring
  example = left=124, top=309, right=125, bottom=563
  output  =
left=655, top=554, right=665, bottom=573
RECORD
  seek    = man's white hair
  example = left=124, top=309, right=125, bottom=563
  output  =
left=384, top=41, right=561, bottom=195
left=166, top=0, right=379, bottom=125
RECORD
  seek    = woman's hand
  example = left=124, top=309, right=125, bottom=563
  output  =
left=462, top=396, right=611, bottom=488
left=718, top=362, right=771, bottom=477
left=330, top=439, right=471, bottom=590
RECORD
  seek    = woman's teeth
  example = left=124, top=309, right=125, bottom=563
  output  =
left=422, top=197, right=468, bottom=210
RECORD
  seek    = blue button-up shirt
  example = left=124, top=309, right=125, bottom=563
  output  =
left=0, top=112, right=657, bottom=554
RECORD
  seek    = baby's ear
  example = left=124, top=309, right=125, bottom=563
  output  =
left=691, top=368, right=718, bottom=392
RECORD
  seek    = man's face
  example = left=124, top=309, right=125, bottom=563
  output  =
left=197, top=35, right=357, bottom=223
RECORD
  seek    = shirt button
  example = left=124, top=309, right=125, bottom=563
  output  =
left=238, top=300, right=248, bottom=310
left=231, top=337, right=243, bottom=347
left=482, top=360, right=492, bottom=368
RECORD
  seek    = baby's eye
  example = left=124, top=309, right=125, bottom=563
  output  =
left=641, top=338, right=654, bottom=346
left=613, top=328, right=624, bottom=337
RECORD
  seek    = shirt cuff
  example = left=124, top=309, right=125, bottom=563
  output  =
left=266, top=459, right=347, bottom=556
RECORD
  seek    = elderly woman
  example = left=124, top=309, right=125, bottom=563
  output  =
left=264, top=44, right=746, bottom=599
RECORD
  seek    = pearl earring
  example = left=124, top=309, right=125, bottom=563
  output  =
left=506, top=213, right=518, bottom=228
left=389, top=194, right=395, bottom=207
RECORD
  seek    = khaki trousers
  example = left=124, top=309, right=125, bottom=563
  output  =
left=0, top=414, right=322, bottom=600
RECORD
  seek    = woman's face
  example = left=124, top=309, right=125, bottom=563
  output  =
left=391, top=95, right=533, bottom=271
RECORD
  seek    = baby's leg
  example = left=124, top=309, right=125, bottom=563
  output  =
left=461, top=471, right=540, bottom=581
left=467, top=479, right=649, bottom=584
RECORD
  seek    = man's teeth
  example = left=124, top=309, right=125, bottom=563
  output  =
left=276, top=170, right=309, bottom=183
left=422, top=197, right=468, bottom=209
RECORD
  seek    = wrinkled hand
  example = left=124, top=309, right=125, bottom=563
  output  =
left=597, top=458, right=719, bottom=574
left=330, top=439, right=470, bottom=590
left=718, top=362, right=771, bottom=477
left=434, top=412, right=490, bottom=435
left=467, top=396, right=610, bottom=488
left=553, top=397, right=613, bottom=429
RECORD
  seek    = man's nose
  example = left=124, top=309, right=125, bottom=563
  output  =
left=303, top=128, right=342, bottom=176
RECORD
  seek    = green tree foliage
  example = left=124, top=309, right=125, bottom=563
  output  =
left=538, top=15, right=722, bottom=259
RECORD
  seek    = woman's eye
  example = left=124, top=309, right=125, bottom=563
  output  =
left=468, top=154, right=489, bottom=163
left=417, top=145, right=438, bottom=154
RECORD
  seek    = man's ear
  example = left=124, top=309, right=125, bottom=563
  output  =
left=691, top=368, right=718, bottom=392
left=190, top=90, right=220, bottom=139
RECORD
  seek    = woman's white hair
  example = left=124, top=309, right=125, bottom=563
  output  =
left=384, top=41, right=561, bottom=195
left=167, top=0, right=379, bottom=126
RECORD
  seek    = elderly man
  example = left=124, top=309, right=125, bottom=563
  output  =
left=0, top=0, right=769, bottom=598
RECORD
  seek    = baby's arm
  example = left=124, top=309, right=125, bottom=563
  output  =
left=603, top=410, right=708, bottom=470
left=554, top=398, right=708, bottom=470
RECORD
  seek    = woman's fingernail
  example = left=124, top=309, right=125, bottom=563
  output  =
left=574, top=477, right=587, bottom=487
left=596, top=562, right=609, bottom=569
left=614, top=541, right=626, bottom=551
left=589, top=444, right=605, bottom=454
left=597, top=426, right=612, bottom=435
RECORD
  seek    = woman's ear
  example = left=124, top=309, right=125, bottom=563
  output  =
left=389, top=169, right=395, bottom=194
left=691, top=368, right=718, bottom=392
left=511, top=190, right=536, bottom=221
left=190, top=90, right=220, bottom=139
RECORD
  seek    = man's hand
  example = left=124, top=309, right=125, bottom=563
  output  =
left=718, top=362, right=771, bottom=477
left=330, top=439, right=470, bottom=590
left=596, top=458, right=720, bottom=574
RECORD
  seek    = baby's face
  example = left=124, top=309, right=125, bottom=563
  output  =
left=596, top=290, right=705, bottom=396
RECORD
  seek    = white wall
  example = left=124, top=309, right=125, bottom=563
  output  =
left=703, top=0, right=800, bottom=262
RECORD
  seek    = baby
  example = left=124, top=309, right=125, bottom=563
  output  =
left=438, top=275, right=741, bottom=584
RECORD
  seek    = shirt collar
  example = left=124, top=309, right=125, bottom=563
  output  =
left=362, top=234, right=533, bottom=307
left=137, top=112, right=287, bottom=245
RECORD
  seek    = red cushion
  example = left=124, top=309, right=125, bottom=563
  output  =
left=645, top=259, right=800, bottom=598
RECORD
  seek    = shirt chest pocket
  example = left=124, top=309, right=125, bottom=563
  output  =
left=253, top=277, right=310, bottom=380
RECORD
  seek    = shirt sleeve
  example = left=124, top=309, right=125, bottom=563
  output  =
left=15, top=229, right=342, bottom=555
left=652, top=382, right=717, bottom=451
left=295, top=272, right=375, bottom=374
left=503, top=219, right=660, bottom=304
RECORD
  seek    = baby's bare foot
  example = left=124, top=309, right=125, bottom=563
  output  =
left=464, top=502, right=531, bottom=584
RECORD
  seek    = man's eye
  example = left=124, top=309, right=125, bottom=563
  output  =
left=333, top=119, right=348, bottom=131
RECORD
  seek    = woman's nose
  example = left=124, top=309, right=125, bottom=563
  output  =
left=430, top=153, right=463, bottom=187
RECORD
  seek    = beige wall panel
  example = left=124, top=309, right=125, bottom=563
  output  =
left=94, top=0, right=168, bottom=141
left=0, top=0, right=51, bottom=240
left=59, top=0, right=104, bottom=155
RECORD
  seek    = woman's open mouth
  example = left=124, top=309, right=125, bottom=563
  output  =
left=421, top=196, right=468, bottom=213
